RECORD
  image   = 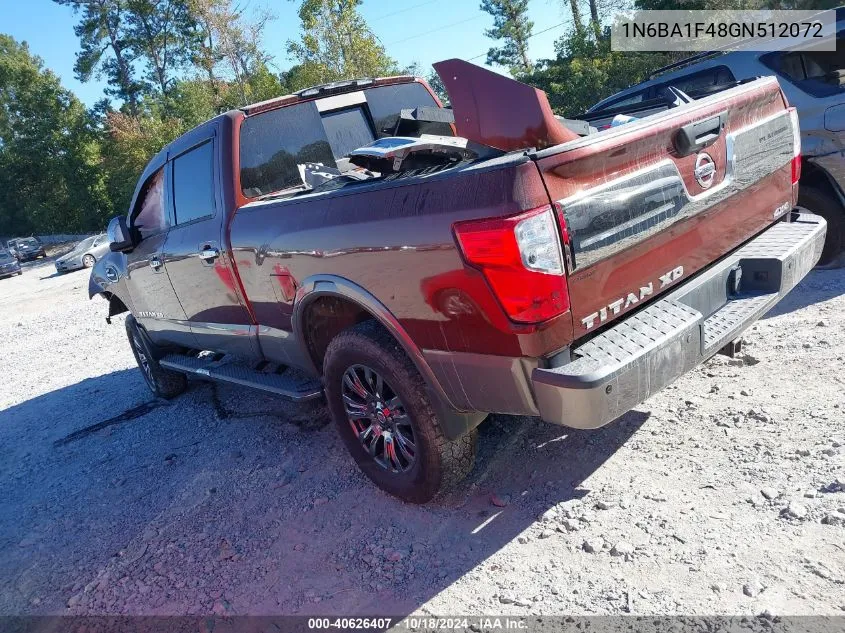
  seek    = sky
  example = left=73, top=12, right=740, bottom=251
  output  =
left=0, top=0, right=570, bottom=107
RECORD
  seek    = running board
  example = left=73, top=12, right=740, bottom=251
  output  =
left=159, top=354, right=324, bottom=402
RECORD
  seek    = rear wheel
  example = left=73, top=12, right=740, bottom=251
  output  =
left=799, top=186, right=844, bottom=268
left=125, top=315, right=187, bottom=399
left=82, top=254, right=96, bottom=268
left=323, top=321, right=476, bottom=503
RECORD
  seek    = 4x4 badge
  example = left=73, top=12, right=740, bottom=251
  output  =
left=694, top=152, right=716, bottom=189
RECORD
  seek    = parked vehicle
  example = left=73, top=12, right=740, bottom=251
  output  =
left=90, top=60, right=825, bottom=502
left=55, top=233, right=110, bottom=273
left=582, top=13, right=844, bottom=266
left=7, top=237, right=46, bottom=262
left=0, top=249, right=22, bottom=278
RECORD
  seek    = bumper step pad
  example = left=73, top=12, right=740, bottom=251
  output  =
left=533, top=213, right=827, bottom=429
left=160, top=354, right=323, bottom=402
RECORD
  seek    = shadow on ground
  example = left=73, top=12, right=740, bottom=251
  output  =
left=764, top=268, right=845, bottom=318
left=0, top=364, right=648, bottom=617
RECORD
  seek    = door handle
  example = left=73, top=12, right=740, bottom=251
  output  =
left=149, top=256, right=163, bottom=271
left=199, top=246, right=220, bottom=262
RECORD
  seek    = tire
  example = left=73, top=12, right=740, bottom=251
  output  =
left=798, top=186, right=845, bottom=268
left=82, top=254, right=96, bottom=268
left=323, top=321, right=476, bottom=503
left=125, top=314, right=187, bottom=399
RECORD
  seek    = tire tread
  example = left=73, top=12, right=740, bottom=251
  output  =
left=324, top=321, right=475, bottom=502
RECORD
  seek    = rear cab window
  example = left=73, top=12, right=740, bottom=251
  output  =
left=666, top=65, right=736, bottom=96
left=238, top=81, right=438, bottom=198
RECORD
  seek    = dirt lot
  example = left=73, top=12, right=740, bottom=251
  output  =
left=0, top=255, right=843, bottom=618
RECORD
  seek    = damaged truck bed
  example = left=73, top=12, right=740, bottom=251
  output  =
left=91, top=59, right=826, bottom=502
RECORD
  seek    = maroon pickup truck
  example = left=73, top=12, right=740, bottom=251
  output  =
left=91, top=60, right=826, bottom=502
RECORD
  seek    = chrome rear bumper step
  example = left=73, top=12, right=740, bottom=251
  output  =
left=532, top=213, right=827, bottom=429
left=160, top=354, right=324, bottom=402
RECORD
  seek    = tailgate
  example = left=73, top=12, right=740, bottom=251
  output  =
left=535, top=77, right=798, bottom=337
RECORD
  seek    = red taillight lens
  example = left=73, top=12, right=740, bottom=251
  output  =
left=792, top=155, right=802, bottom=185
left=453, top=205, right=570, bottom=323
left=787, top=107, right=801, bottom=205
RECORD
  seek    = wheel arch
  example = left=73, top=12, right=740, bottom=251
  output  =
left=801, top=159, right=845, bottom=207
left=104, top=292, right=130, bottom=318
left=292, top=275, right=485, bottom=440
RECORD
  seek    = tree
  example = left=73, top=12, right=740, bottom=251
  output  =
left=285, top=0, right=399, bottom=90
left=188, top=0, right=279, bottom=108
left=54, top=0, right=145, bottom=113
left=523, top=27, right=671, bottom=116
left=425, top=70, right=449, bottom=105
left=0, top=36, right=111, bottom=235
left=587, top=0, right=601, bottom=37
left=567, top=0, right=585, bottom=36
left=125, top=0, right=200, bottom=99
left=480, top=0, right=534, bottom=76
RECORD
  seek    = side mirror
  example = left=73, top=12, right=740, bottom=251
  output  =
left=108, top=216, right=135, bottom=253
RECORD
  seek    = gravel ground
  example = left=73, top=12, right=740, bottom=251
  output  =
left=0, top=256, right=843, bottom=618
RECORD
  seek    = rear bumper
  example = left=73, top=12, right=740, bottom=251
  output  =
left=532, top=213, right=826, bottom=429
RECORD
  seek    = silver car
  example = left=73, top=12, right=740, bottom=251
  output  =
left=55, top=234, right=110, bottom=273
left=0, top=249, right=22, bottom=278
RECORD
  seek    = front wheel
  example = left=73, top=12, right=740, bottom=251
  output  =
left=82, top=254, right=96, bottom=268
left=125, top=315, right=187, bottom=399
left=323, top=322, right=476, bottom=503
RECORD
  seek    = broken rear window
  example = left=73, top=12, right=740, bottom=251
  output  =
left=238, top=82, right=439, bottom=198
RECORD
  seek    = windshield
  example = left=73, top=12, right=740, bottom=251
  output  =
left=238, top=82, right=437, bottom=198
left=19, top=238, right=38, bottom=247
left=75, top=236, right=96, bottom=251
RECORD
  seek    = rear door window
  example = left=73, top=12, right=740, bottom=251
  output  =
left=172, top=141, right=216, bottom=225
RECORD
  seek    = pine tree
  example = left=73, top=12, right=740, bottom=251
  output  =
left=480, top=0, right=534, bottom=76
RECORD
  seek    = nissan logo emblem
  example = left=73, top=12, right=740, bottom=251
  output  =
left=694, top=152, right=716, bottom=189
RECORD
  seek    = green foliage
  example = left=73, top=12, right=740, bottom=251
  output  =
left=22, top=0, right=826, bottom=236
left=523, top=27, right=672, bottom=116
left=425, top=70, right=449, bottom=105
left=0, top=35, right=111, bottom=235
left=56, top=0, right=146, bottom=113
left=635, top=0, right=840, bottom=8
left=285, top=0, right=400, bottom=91
left=480, top=0, right=534, bottom=76
left=125, top=0, right=200, bottom=99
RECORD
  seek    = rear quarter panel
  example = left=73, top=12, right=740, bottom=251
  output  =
left=229, top=157, right=573, bottom=360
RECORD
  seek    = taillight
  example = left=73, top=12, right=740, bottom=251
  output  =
left=788, top=107, right=802, bottom=186
left=453, top=205, right=569, bottom=323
